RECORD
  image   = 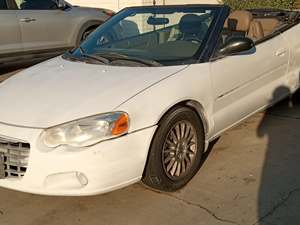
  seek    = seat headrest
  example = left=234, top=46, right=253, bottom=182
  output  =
left=224, top=10, right=253, bottom=32
left=179, top=14, right=204, bottom=34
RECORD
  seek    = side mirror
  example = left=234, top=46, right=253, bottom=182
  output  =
left=219, top=37, right=255, bottom=56
left=56, top=0, right=66, bottom=9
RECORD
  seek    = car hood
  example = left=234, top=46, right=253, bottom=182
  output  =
left=0, top=57, right=187, bottom=128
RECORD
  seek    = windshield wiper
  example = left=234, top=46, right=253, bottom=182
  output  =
left=79, top=47, right=110, bottom=64
left=66, top=48, right=161, bottom=66
left=94, top=52, right=162, bottom=67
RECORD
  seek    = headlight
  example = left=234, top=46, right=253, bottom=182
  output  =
left=42, top=112, right=129, bottom=148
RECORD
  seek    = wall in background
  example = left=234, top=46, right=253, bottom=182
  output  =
left=68, top=0, right=219, bottom=11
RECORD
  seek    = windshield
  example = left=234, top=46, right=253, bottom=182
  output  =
left=68, top=6, right=221, bottom=66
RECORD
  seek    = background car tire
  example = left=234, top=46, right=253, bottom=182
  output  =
left=142, top=106, right=205, bottom=192
left=77, top=24, right=101, bottom=46
left=80, top=27, right=96, bottom=43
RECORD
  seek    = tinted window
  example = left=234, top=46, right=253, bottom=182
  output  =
left=17, top=0, right=57, bottom=9
left=0, top=0, right=8, bottom=9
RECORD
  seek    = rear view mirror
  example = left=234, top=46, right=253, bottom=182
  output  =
left=219, top=37, right=255, bottom=56
left=147, top=16, right=170, bottom=26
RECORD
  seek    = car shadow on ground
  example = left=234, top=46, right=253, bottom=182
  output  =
left=257, top=87, right=300, bottom=225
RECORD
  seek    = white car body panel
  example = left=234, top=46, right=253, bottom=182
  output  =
left=116, top=63, right=215, bottom=138
left=211, top=33, right=290, bottom=135
left=0, top=57, right=186, bottom=128
left=0, top=123, right=156, bottom=196
left=281, top=25, right=300, bottom=93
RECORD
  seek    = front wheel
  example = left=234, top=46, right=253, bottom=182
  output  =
left=142, top=106, right=205, bottom=192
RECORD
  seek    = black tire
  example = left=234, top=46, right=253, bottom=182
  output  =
left=142, top=106, right=205, bottom=192
left=80, top=28, right=95, bottom=43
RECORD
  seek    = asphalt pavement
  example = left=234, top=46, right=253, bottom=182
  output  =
left=0, top=68, right=299, bottom=225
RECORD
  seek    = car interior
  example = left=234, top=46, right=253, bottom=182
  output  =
left=94, top=12, right=213, bottom=63
left=101, top=10, right=298, bottom=49
left=221, top=9, right=300, bottom=43
left=213, top=9, right=300, bottom=58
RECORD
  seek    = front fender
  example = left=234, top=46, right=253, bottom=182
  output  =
left=115, top=63, right=215, bottom=139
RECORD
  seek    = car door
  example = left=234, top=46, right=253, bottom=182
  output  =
left=211, top=34, right=290, bottom=134
left=281, top=24, right=300, bottom=93
left=0, top=0, right=22, bottom=55
left=15, top=0, right=73, bottom=51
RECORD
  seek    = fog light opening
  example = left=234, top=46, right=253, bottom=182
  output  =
left=45, top=171, right=89, bottom=190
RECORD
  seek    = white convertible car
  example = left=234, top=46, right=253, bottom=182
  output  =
left=0, top=4, right=300, bottom=196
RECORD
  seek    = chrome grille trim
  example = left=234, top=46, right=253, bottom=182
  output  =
left=0, top=137, right=30, bottom=178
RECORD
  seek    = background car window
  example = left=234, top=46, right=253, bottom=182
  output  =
left=0, top=0, right=8, bottom=9
left=16, top=0, right=58, bottom=9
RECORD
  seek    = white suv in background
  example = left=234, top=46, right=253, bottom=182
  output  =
left=0, top=0, right=113, bottom=67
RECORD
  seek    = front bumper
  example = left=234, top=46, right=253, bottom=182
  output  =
left=0, top=123, right=156, bottom=196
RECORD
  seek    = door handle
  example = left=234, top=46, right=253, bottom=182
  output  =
left=275, top=49, right=288, bottom=57
left=20, top=17, right=36, bottom=23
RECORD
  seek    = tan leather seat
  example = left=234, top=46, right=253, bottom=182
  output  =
left=248, top=20, right=264, bottom=41
left=253, top=18, right=280, bottom=36
left=224, top=10, right=253, bottom=33
left=224, top=10, right=264, bottom=41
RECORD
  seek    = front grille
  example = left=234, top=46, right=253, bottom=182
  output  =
left=0, top=137, right=30, bottom=178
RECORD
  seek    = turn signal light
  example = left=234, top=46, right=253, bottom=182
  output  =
left=112, top=113, right=129, bottom=135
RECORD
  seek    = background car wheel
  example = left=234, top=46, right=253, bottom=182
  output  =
left=79, top=26, right=99, bottom=44
left=142, top=106, right=205, bottom=192
left=81, top=29, right=94, bottom=43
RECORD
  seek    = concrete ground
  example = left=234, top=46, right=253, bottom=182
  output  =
left=0, top=68, right=300, bottom=225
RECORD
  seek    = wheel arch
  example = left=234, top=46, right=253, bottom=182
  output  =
left=75, top=20, right=104, bottom=46
left=157, top=100, right=210, bottom=138
left=142, top=99, right=210, bottom=182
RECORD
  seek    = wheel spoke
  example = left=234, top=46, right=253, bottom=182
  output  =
left=167, top=158, right=176, bottom=172
left=175, top=161, right=181, bottom=177
left=187, top=148, right=196, bottom=155
left=184, top=124, right=191, bottom=139
left=184, top=153, right=192, bottom=164
left=164, top=155, right=173, bottom=163
left=175, top=125, right=181, bottom=141
left=170, top=130, right=178, bottom=144
left=188, top=141, right=196, bottom=148
left=164, top=148, right=175, bottom=154
left=180, top=122, right=185, bottom=139
left=170, top=161, right=178, bottom=176
left=188, top=153, right=195, bottom=161
left=186, top=130, right=194, bottom=143
left=181, top=160, right=186, bottom=174
left=166, top=139, right=176, bottom=148
left=187, top=141, right=196, bottom=154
